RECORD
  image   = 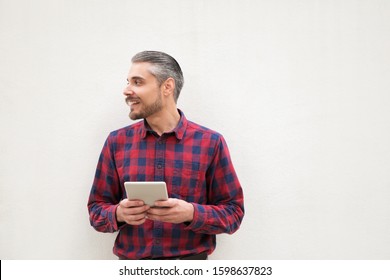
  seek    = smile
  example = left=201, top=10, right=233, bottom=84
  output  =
left=126, top=99, right=141, bottom=106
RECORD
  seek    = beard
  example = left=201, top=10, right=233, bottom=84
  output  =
left=128, top=92, right=163, bottom=120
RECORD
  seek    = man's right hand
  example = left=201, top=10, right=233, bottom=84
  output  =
left=116, top=199, right=150, bottom=225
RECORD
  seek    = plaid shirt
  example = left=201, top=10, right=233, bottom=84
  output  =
left=88, top=110, right=244, bottom=259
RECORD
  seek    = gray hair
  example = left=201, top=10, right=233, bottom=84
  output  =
left=131, top=51, right=184, bottom=103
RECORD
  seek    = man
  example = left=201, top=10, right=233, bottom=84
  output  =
left=87, top=51, right=244, bottom=260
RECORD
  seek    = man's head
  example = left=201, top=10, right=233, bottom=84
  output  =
left=124, top=51, right=184, bottom=121
left=131, top=51, right=184, bottom=103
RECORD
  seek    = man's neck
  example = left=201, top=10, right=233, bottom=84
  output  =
left=145, top=108, right=181, bottom=136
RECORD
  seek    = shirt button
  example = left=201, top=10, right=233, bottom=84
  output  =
left=157, top=164, right=162, bottom=169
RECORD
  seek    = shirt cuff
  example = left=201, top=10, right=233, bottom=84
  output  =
left=184, top=203, right=207, bottom=231
left=111, top=204, right=126, bottom=232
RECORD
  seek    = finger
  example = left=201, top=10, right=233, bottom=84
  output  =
left=126, top=216, right=147, bottom=226
left=147, top=213, right=174, bottom=223
left=147, top=207, right=170, bottom=216
left=121, top=199, right=145, bottom=208
left=146, top=213, right=163, bottom=221
left=153, top=198, right=176, bottom=208
left=124, top=212, right=148, bottom=222
left=123, top=205, right=150, bottom=215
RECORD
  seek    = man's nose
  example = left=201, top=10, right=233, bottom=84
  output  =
left=123, top=85, right=134, bottom=96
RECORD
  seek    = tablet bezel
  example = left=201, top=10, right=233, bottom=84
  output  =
left=124, top=181, right=168, bottom=206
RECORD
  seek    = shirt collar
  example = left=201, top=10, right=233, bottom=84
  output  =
left=140, top=109, right=187, bottom=140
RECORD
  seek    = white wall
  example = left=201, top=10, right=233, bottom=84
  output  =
left=1, top=0, right=389, bottom=259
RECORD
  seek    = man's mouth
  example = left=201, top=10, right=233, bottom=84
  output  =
left=126, top=99, right=141, bottom=106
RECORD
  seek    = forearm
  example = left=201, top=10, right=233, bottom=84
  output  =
left=88, top=202, right=121, bottom=233
left=185, top=201, right=244, bottom=235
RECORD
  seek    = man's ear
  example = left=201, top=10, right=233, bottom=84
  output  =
left=162, top=77, right=175, bottom=97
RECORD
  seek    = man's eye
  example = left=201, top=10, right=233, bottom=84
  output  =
left=126, top=79, right=142, bottom=86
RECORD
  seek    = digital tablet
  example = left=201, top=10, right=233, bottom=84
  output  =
left=124, top=181, right=168, bottom=206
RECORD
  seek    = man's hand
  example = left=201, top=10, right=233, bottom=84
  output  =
left=146, top=198, right=194, bottom=224
left=116, top=199, right=150, bottom=225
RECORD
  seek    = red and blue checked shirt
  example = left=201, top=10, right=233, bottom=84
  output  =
left=88, top=110, right=244, bottom=259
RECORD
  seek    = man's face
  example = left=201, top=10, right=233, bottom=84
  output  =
left=123, top=62, right=163, bottom=120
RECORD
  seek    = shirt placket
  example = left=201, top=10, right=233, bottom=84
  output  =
left=151, top=136, right=166, bottom=257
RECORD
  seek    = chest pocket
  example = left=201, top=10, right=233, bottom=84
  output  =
left=171, top=161, right=201, bottom=200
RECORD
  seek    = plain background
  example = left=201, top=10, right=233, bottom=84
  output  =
left=1, top=0, right=389, bottom=259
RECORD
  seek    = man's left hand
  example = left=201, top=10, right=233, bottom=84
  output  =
left=146, top=198, right=194, bottom=224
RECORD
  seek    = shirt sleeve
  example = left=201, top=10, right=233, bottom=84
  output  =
left=185, top=135, right=245, bottom=235
left=87, top=134, right=123, bottom=233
